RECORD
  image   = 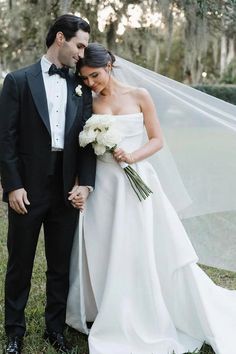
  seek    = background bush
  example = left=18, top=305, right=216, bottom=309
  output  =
left=194, top=85, right=236, bottom=105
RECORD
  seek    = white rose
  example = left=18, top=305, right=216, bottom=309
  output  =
left=96, top=127, right=121, bottom=149
left=85, top=115, right=113, bottom=130
left=93, top=143, right=107, bottom=155
left=85, top=115, right=103, bottom=128
left=75, top=84, right=82, bottom=96
left=79, top=129, right=97, bottom=147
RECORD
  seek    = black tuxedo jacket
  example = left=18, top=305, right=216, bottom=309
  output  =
left=0, top=61, right=96, bottom=203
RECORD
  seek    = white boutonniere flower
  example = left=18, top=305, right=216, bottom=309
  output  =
left=75, top=84, right=83, bottom=96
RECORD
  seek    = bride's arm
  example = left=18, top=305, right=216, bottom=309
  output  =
left=113, top=88, right=163, bottom=164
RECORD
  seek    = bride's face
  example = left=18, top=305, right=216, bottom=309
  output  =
left=80, top=66, right=110, bottom=94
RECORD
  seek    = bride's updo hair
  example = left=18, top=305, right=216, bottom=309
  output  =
left=77, top=43, right=116, bottom=72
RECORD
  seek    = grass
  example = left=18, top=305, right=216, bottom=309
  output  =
left=0, top=200, right=236, bottom=353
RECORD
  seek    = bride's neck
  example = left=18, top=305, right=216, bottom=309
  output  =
left=100, top=77, right=122, bottom=96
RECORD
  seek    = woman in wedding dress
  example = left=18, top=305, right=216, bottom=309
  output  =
left=66, top=43, right=236, bottom=354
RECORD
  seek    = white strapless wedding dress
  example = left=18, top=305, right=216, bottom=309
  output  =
left=66, top=113, right=236, bottom=354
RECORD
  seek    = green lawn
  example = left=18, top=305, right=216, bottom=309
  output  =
left=0, top=201, right=236, bottom=353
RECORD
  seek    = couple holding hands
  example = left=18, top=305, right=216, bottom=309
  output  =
left=0, top=13, right=236, bottom=354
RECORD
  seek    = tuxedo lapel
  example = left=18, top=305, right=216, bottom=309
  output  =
left=26, top=61, right=51, bottom=135
left=65, top=75, right=82, bottom=135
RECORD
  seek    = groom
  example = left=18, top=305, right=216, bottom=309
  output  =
left=0, top=14, right=96, bottom=353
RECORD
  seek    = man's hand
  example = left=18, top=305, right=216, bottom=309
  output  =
left=68, top=185, right=90, bottom=212
left=8, top=188, right=30, bottom=214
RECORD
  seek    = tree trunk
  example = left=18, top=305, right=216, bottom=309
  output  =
left=212, top=37, right=218, bottom=66
left=154, top=46, right=160, bottom=72
left=226, top=38, right=234, bottom=66
left=220, top=34, right=227, bottom=76
left=106, top=19, right=118, bottom=51
left=60, top=0, right=72, bottom=14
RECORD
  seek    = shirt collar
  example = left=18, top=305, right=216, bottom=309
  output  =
left=41, top=55, right=53, bottom=74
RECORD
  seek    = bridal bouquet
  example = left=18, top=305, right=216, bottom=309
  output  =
left=79, top=115, right=152, bottom=201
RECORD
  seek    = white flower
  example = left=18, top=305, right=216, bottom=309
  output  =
left=84, top=114, right=113, bottom=130
left=96, top=127, right=121, bottom=149
left=75, top=84, right=83, bottom=96
left=93, top=143, right=107, bottom=155
left=79, top=129, right=98, bottom=147
left=79, top=114, right=121, bottom=155
left=84, top=115, right=102, bottom=127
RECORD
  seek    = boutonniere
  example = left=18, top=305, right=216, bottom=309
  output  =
left=75, top=84, right=83, bottom=96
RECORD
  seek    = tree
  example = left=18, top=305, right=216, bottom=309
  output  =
left=1, top=0, right=236, bottom=83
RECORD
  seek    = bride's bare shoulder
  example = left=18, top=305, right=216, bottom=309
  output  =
left=127, top=87, right=151, bottom=103
left=120, top=84, right=149, bottom=98
left=122, top=85, right=148, bottom=96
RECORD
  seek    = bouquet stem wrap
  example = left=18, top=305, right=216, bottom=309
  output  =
left=118, top=161, right=153, bottom=201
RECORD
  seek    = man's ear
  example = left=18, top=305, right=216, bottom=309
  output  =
left=55, top=31, right=65, bottom=46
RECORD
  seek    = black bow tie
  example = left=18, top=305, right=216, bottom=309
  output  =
left=48, top=64, right=69, bottom=78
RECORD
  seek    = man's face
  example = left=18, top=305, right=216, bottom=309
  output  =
left=58, top=29, right=89, bottom=68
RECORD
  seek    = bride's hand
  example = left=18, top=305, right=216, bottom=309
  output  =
left=113, top=148, right=135, bottom=164
left=68, top=185, right=89, bottom=211
left=71, top=194, right=85, bottom=211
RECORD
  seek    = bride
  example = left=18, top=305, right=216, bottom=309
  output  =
left=66, top=43, right=236, bottom=354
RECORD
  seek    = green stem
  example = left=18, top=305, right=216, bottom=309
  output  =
left=124, top=166, right=153, bottom=201
left=125, top=171, right=149, bottom=199
left=125, top=166, right=153, bottom=194
left=125, top=173, right=142, bottom=201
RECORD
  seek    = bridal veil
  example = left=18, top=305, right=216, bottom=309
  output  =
left=115, top=57, right=236, bottom=272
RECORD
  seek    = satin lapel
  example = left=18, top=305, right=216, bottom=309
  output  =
left=65, top=75, right=82, bottom=135
left=26, top=61, right=51, bottom=135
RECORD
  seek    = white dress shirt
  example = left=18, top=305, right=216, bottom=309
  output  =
left=41, top=56, right=67, bottom=150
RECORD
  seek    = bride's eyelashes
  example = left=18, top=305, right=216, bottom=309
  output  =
left=81, top=72, right=99, bottom=81
left=90, top=72, right=99, bottom=78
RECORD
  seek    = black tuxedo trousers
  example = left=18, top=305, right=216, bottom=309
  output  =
left=5, top=153, right=78, bottom=336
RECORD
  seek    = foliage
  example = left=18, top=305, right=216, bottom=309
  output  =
left=1, top=1, right=236, bottom=82
left=0, top=1, right=61, bottom=70
left=194, top=84, right=236, bottom=104
left=220, top=59, right=236, bottom=84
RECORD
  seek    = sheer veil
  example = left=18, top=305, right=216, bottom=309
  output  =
left=114, top=57, right=236, bottom=272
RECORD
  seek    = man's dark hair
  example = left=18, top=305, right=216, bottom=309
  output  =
left=46, top=14, right=90, bottom=48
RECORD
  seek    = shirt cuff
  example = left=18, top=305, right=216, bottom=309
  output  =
left=86, top=186, right=93, bottom=193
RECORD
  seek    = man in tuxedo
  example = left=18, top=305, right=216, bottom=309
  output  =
left=0, top=14, right=96, bottom=353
